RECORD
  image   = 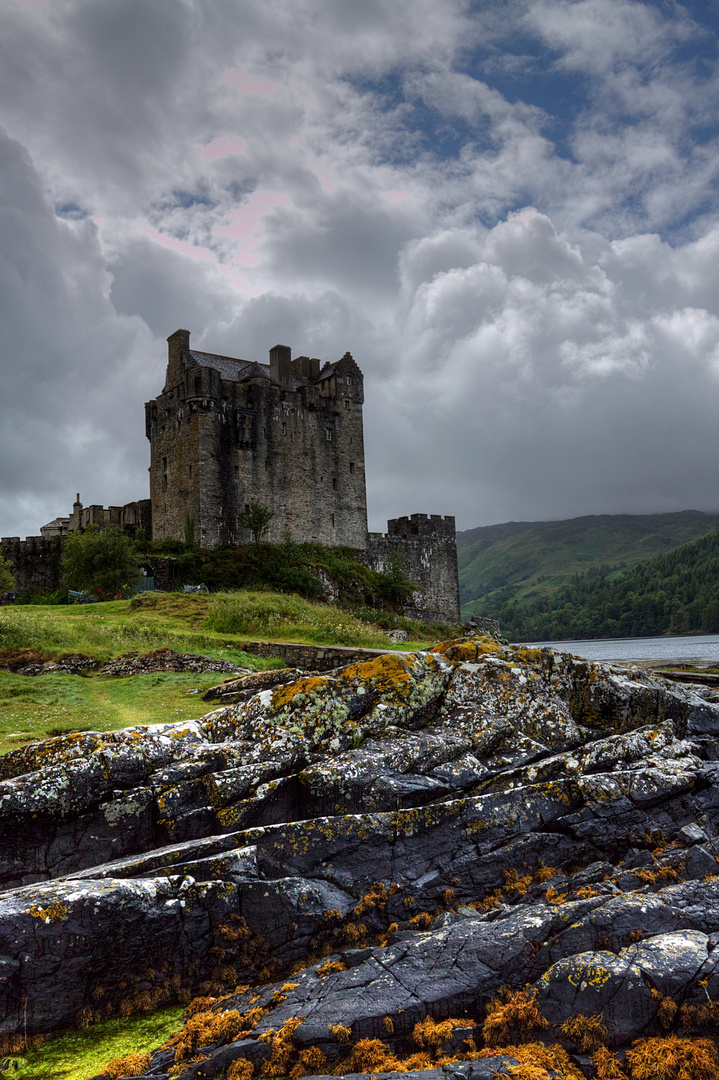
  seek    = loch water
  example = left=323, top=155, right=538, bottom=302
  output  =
left=522, top=633, right=719, bottom=666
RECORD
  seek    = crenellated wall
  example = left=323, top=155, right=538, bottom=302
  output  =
left=0, top=536, right=64, bottom=594
left=365, top=513, right=460, bottom=623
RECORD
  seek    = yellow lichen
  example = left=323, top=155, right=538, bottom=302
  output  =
left=28, top=901, right=69, bottom=923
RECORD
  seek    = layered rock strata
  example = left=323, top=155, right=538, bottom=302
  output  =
left=2, top=638, right=719, bottom=1077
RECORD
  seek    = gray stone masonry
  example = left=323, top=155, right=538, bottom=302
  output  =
left=5, top=331, right=461, bottom=622
left=365, top=514, right=461, bottom=623
left=146, top=330, right=368, bottom=549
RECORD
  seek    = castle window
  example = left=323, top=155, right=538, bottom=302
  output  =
left=245, top=504, right=250, bottom=513
left=195, top=375, right=202, bottom=394
left=189, top=464, right=192, bottom=476
left=349, top=461, right=355, bottom=474
left=331, top=513, right=335, bottom=527
left=332, top=477, right=337, bottom=490
left=162, top=474, right=167, bottom=492
left=234, top=466, right=239, bottom=480
left=325, top=427, right=333, bottom=441
left=282, top=422, right=287, bottom=436
left=347, top=375, right=353, bottom=386
left=344, top=399, right=351, bottom=411
left=162, top=457, right=167, bottom=471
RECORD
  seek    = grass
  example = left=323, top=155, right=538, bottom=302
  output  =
left=0, top=591, right=446, bottom=756
left=2, top=1005, right=184, bottom=1080
left=0, top=670, right=254, bottom=758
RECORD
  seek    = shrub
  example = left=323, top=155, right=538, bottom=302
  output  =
left=0, top=554, right=15, bottom=595
left=62, top=524, right=141, bottom=597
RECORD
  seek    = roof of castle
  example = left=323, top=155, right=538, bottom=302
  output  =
left=189, top=349, right=270, bottom=383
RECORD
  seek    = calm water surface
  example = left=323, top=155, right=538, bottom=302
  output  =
left=522, top=633, right=719, bottom=665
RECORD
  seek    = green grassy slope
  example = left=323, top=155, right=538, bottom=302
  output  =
left=457, top=511, right=719, bottom=620
left=489, top=524, right=719, bottom=641
left=0, top=591, right=444, bottom=756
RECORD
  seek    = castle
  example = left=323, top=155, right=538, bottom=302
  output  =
left=2, top=330, right=460, bottom=622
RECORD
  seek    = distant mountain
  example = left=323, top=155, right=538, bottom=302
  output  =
left=458, top=510, right=719, bottom=624
left=476, top=524, right=719, bottom=642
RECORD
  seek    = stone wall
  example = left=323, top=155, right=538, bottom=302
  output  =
left=0, top=535, right=64, bottom=594
left=366, top=514, right=461, bottom=623
left=231, top=640, right=392, bottom=671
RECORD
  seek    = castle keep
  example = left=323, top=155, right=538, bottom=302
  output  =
left=3, top=330, right=460, bottom=622
left=147, top=330, right=367, bottom=549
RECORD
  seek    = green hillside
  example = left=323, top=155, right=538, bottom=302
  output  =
left=485, top=525, right=719, bottom=641
left=458, top=510, right=719, bottom=622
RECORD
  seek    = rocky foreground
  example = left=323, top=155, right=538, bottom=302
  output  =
left=3, top=636, right=719, bottom=1078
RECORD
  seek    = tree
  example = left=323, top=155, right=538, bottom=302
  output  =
left=239, top=502, right=275, bottom=546
left=0, top=553, right=15, bottom=594
left=62, top=525, right=141, bottom=598
left=376, top=550, right=416, bottom=611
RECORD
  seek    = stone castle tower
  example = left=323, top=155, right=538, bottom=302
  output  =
left=145, top=330, right=368, bottom=549
left=4, top=329, right=460, bottom=622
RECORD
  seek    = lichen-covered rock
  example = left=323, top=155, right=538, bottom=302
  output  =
left=3, top=636, right=719, bottom=1077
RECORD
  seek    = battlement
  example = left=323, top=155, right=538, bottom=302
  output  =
left=386, top=513, right=456, bottom=538
left=365, top=512, right=460, bottom=623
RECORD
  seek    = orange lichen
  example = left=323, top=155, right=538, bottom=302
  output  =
left=477, top=1042, right=582, bottom=1080
left=28, top=901, right=69, bottom=923
left=560, top=1012, right=609, bottom=1052
left=483, top=988, right=549, bottom=1046
left=411, top=1016, right=476, bottom=1050
left=316, top=959, right=349, bottom=977
left=227, top=1061, right=255, bottom=1080
left=259, top=1017, right=305, bottom=1077
left=591, top=1046, right=628, bottom=1079
left=334, top=1037, right=400, bottom=1075
left=289, top=1046, right=329, bottom=1079
left=650, top=989, right=678, bottom=1030
left=625, top=1035, right=719, bottom=1079
left=328, top=1023, right=352, bottom=1044
left=163, top=1009, right=245, bottom=1062
left=409, top=912, right=433, bottom=930
left=101, top=1051, right=152, bottom=1079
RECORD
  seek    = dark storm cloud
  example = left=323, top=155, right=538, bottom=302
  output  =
left=0, top=0, right=718, bottom=538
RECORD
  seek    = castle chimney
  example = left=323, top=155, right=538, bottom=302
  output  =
left=166, top=329, right=190, bottom=389
left=269, top=344, right=292, bottom=389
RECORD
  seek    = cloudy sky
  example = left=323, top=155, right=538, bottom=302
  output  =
left=1, top=0, right=718, bottom=539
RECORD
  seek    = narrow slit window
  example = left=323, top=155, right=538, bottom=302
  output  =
left=349, top=461, right=355, bottom=474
